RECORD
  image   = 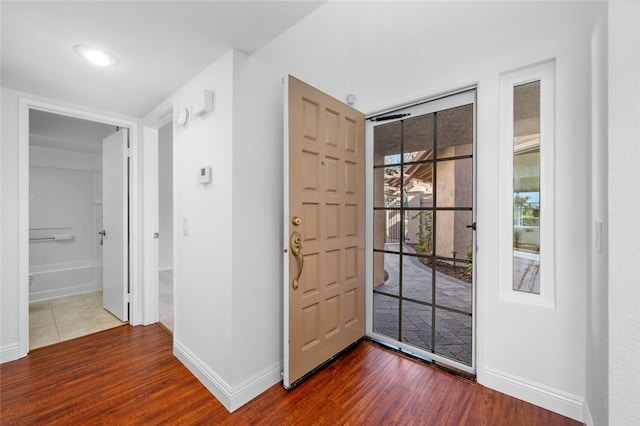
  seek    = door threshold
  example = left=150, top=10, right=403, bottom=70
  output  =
left=367, top=338, right=476, bottom=382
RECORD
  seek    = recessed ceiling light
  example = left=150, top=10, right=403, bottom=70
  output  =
left=73, top=45, right=119, bottom=67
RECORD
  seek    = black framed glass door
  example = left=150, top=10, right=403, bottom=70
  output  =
left=371, top=90, right=475, bottom=370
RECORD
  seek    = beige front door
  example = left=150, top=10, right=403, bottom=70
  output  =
left=284, top=76, right=365, bottom=388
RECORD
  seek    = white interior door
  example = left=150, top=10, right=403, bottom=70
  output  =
left=102, top=129, right=129, bottom=321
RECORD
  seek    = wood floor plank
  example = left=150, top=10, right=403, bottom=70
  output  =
left=1, top=324, right=580, bottom=425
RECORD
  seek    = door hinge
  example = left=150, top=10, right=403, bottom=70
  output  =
left=466, top=222, right=477, bottom=231
left=127, top=293, right=131, bottom=302
left=126, top=148, right=131, bottom=157
left=153, top=232, right=160, bottom=239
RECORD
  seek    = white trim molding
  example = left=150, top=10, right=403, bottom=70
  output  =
left=498, top=59, right=556, bottom=308
left=142, top=126, right=159, bottom=325
left=583, top=400, right=594, bottom=426
left=139, top=107, right=173, bottom=329
left=174, top=339, right=282, bottom=412
left=0, top=343, right=21, bottom=364
left=16, top=98, right=141, bottom=358
left=483, top=367, right=584, bottom=422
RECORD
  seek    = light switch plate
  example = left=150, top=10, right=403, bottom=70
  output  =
left=199, top=166, right=212, bottom=184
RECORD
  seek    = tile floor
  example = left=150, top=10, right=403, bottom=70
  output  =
left=29, top=290, right=126, bottom=350
left=159, top=270, right=174, bottom=333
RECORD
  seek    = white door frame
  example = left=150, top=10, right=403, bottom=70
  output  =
left=17, top=98, right=140, bottom=357
left=140, top=109, right=173, bottom=326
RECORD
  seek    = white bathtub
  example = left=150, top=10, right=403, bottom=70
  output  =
left=29, top=261, right=102, bottom=302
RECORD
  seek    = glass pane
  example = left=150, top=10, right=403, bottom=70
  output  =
left=401, top=300, right=432, bottom=352
left=373, top=252, right=399, bottom=296
left=373, top=293, right=399, bottom=340
left=402, top=162, right=433, bottom=208
left=374, top=120, right=401, bottom=167
left=434, top=261, right=472, bottom=313
left=400, top=254, right=433, bottom=304
left=434, top=210, right=473, bottom=259
left=513, top=80, right=540, bottom=294
left=513, top=250, right=540, bottom=294
left=374, top=209, right=401, bottom=248
left=435, top=309, right=472, bottom=366
left=436, top=104, right=473, bottom=159
left=384, top=165, right=402, bottom=207
left=435, top=158, right=473, bottom=208
left=404, top=210, right=433, bottom=255
left=374, top=165, right=401, bottom=208
left=403, top=113, right=434, bottom=163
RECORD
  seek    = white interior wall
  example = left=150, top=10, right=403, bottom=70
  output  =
left=1, top=2, right=625, bottom=423
left=608, top=1, right=640, bottom=424
left=143, top=49, right=285, bottom=411
left=1, top=88, right=24, bottom=358
left=30, top=145, right=99, bottom=171
left=141, top=0, right=607, bottom=418
left=28, top=119, right=109, bottom=299
left=253, top=2, right=353, bottom=104
left=0, top=93, right=3, bottom=338
left=586, top=8, right=609, bottom=426
left=229, top=51, right=283, bottom=396
left=149, top=51, right=237, bottom=405
left=252, top=1, right=604, bottom=421
left=29, top=145, right=100, bottom=267
left=158, top=122, right=173, bottom=271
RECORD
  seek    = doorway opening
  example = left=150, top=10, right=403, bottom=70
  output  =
left=26, top=108, right=130, bottom=350
left=157, top=121, right=174, bottom=334
left=368, top=89, right=476, bottom=374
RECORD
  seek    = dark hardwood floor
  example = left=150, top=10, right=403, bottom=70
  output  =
left=1, top=324, right=580, bottom=425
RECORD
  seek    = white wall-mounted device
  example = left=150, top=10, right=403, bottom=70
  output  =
left=193, top=90, right=214, bottom=116
left=175, top=106, right=189, bottom=127
left=199, top=166, right=212, bottom=184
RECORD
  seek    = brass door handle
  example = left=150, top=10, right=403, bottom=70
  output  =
left=290, top=231, right=304, bottom=290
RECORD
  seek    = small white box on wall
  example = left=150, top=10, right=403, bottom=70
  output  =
left=199, top=166, right=212, bottom=184
left=193, top=90, right=214, bottom=115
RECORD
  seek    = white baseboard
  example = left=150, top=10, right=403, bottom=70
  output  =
left=483, top=367, right=584, bottom=422
left=583, top=400, right=594, bottom=426
left=130, top=309, right=144, bottom=326
left=0, top=343, right=22, bottom=364
left=174, top=338, right=282, bottom=412
left=29, top=282, right=101, bottom=302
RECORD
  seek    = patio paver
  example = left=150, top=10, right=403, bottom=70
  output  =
left=373, top=243, right=473, bottom=366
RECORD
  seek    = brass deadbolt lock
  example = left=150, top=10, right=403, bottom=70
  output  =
left=291, top=234, right=302, bottom=250
left=292, top=216, right=301, bottom=226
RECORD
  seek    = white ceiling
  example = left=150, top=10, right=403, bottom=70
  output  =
left=1, top=1, right=324, bottom=118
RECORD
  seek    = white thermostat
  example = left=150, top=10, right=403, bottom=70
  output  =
left=199, top=166, right=212, bottom=184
